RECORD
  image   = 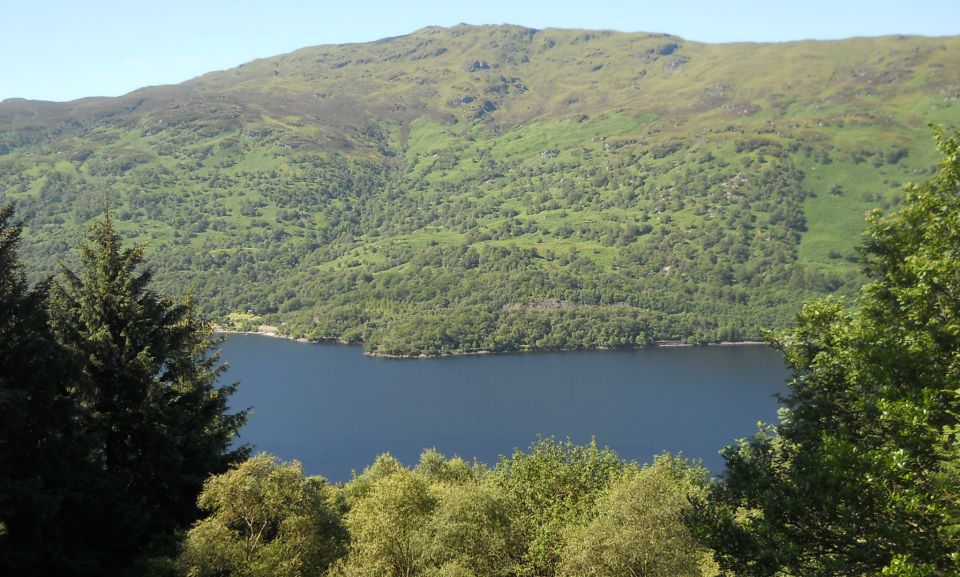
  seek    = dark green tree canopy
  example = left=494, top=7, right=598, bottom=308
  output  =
left=50, top=214, right=248, bottom=548
left=0, top=204, right=93, bottom=575
left=690, top=129, right=960, bottom=576
left=1, top=208, right=247, bottom=576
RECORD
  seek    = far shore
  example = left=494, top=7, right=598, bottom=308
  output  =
left=213, top=327, right=771, bottom=358
left=212, top=326, right=313, bottom=344
left=655, top=340, right=768, bottom=348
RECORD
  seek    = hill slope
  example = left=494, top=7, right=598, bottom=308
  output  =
left=1, top=25, right=958, bottom=355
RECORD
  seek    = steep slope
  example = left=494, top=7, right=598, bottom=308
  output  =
left=1, top=25, right=958, bottom=355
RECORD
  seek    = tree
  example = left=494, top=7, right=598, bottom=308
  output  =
left=490, top=438, right=624, bottom=577
left=415, top=447, right=476, bottom=484
left=179, top=453, right=347, bottom=577
left=425, top=482, right=522, bottom=577
left=336, top=449, right=518, bottom=577
left=46, top=213, right=247, bottom=571
left=341, top=465, right=438, bottom=577
left=0, top=204, right=95, bottom=576
left=559, top=454, right=712, bottom=577
left=690, top=128, right=960, bottom=576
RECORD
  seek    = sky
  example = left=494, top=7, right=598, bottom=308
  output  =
left=4, top=0, right=959, bottom=103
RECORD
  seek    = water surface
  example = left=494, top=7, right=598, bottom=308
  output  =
left=221, top=335, right=788, bottom=482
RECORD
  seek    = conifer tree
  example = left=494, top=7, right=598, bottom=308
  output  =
left=0, top=204, right=93, bottom=575
left=46, top=213, right=247, bottom=572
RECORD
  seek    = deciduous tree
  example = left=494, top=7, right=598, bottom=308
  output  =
left=490, top=438, right=624, bottom=577
left=343, top=467, right=436, bottom=577
left=690, top=128, right=960, bottom=576
left=179, top=453, right=346, bottom=577
left=560, top=454, right=712, bottom=577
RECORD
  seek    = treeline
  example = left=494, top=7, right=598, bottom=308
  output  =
left=178, top=147, right=860, bottom=355
left=180, top=442, right=712, bottom=577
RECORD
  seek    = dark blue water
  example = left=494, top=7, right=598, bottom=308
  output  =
left=220, top=335, right=788, bottom=482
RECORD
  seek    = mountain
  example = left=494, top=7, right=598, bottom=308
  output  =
left=1, top=24, right=958, bottom=355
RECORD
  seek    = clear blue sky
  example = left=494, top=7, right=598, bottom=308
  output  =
left=4, top=0, right=959, bottom=102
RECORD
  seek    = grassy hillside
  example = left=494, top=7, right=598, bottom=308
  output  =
left=1, top=25, right=958, bottom=355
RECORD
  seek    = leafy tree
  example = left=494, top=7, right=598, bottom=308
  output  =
left=44, top=213, right=247, bottom=571
left=342, top=467, right=436, bottom=577
left=559, top=454, right=712, bottom=577
left=690, top=128, right=960, bottom=576
left=179, top=453, right=347, bottom=577
left=338, top=449, right=517, bottom=577
left=329, top=443, right=712, bottom=577
left=425, top=482, right=522, bottom=577
left=340, top=452, right=407, bottom=504
left=490, top=438, right=624, bottom=577
left=414, top=447, right=476, bottom=485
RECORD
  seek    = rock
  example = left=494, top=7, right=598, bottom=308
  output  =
left=464, top=59, right=490, bottom=72
left=657, top=42, right=680, bottom=56
left=662, top=55, right=689, bottom=74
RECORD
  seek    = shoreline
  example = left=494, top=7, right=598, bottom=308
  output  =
left=655, top=340, right=768, bottom=348
left=367, top=340, right=770, bottom=359
left=213, top=327, right=315, bottom=344
left=214, top=329, right=770, bottom=358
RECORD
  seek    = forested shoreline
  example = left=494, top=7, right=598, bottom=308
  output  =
left=0, top=129, right=957, bottom=575
left=214, top=325, right=768, bottom=358
left=5, top=27, right=958, bottom=356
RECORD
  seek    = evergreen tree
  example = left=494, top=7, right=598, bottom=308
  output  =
left=46, top=213, right=247, bottom=573
left=0, top=204, right=95, bottom=575
left=690, top=129, right=960, bottom=576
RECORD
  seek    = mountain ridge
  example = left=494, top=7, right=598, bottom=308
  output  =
left=1, top=24, right=958, bottom=355
left=3, top=26, right=953, bottom=107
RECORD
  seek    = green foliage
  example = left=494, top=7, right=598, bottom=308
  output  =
left=3, top=27, right=957, bottom=355
left=339, top=448, right=517, bottom=577
left=425, top=483, right=521, bottom=577
left=342, top=468, right=437, bottom=577
left=689, top=129, right=960, bottom=576
left=0, top=209, right=245, bottom=576
left=415, top=448, right=477, bottom=484
left=179, top=453, right=347, bottom=577
left=323, top=442, right=709, bottom=577
left=340, top=452, right=407, bottom=504
left=490, top=438, right=625, bottom=577
left=559, top=454, right=713, bottom=577
left=47, top=214, right=247, bottom=554
left=0, top=204, right=95, bottom=575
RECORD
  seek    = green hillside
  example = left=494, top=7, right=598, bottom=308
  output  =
left=1, top=25, right=957, bottom=355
